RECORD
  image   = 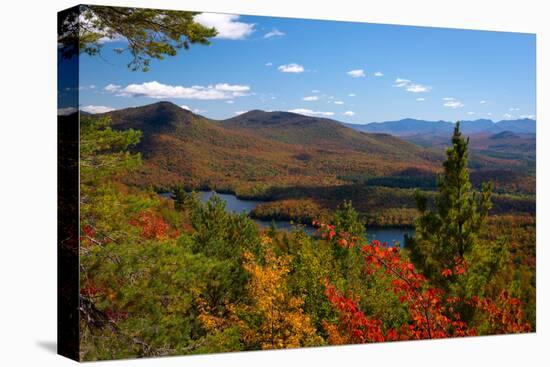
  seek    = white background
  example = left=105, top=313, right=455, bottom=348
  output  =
left=0, top=0, right=548, bottom=365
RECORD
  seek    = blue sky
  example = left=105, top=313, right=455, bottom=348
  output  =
left=72, top=12, right=536, bottom=123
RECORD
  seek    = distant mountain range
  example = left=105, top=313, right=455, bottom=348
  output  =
left=344, top=118, right=536, bottom=136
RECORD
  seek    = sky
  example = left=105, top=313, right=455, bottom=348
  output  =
left=69, top=12, right=536, bottom=124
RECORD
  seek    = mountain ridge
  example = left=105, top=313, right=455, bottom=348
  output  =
left=345, top=117, right=535, bottom=136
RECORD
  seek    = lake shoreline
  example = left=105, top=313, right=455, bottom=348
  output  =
left=159, top=190, right=415, bottom=244
left=158, top=189, right=415, bottom=230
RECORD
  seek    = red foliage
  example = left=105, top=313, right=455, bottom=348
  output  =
left=80, top=224, right=114, bottom=247
left=81, top=281, right=102, bottom=298
left=105, top=308, right=129, bottom=322
left=324, top=282, right=395, bottom=344
left=129, top=210, right=174, bottom=240
left=471, top=292, right=531, bottom=334
left=80, top=224, right=97, bottom=247
left=317, top=222, right=530, bottom=343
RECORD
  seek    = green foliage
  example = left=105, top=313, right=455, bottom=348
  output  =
left=80, top=115, right=141, bottom=183
left=58, top=6, right=217, bottom=71
left=189, top=194, right=261, bottom=260
left=172, top=185, right=189, bottom=212
left=288, top=233, right=338, bottom=332
left=331, top=200, right=365, bottom=238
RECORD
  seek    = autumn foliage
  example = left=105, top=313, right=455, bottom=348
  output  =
left=241, top=241, right=320, bottom=349
left=316, top=222, right=530, bottom=343
left=129, top=209, right=178, bottom=240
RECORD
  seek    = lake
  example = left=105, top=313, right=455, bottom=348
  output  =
left=163, top=191, right=414, bottom=246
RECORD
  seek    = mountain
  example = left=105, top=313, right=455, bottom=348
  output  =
left=98, top=102, right=442, bottom=192
left=224, top=110, right=437, bottom=160
left=345, top=118, right=454, bottom=136
left=496, top=119, right=536, bottom=134
left=490, top=131, right=520, bottom=140
left=346, top=118, right=536, bottom=136
left=345, top=117, right=535, bottom=173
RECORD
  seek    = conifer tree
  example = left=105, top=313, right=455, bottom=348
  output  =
left=405, top=122, right=492, bottom=286
left=172, top=185, right=187, bottom=212
left=331, top=200, right=365, bottom=239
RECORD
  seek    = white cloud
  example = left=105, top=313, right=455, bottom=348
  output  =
left=235, top=110, right=249, bottom=115
left=265, top=62, right=273, bottom=67
left=302, top=96, right=319, bottom=101
left=343, top=111, right=355, bottom=116
left=104, top=84, right=121, bottom=93
left=264, top=29, right=285, bottom=38
left=180, top=105, right=190, bottom=110
left=194, top=14, right=254, bottom=40
left=104, top=81, right=250, bottom=100
left=57, top=107, right=77, bottom=115
left=441, top=97, right=464, bottom=109
left=334, top=101, right=344, bottom=105
left=278, top=63, right=305, bottom=73
left=480, top=100, right=487, bottom=104
left=347, top=69, right=366, bottom=78
left=288, top=108, right=334, bottom=117
left=509, top=107, right=520, bottom=111
left=444, top=100, right=464, bottom=109
left=416, top=98, right=425, bottom=101
left=348, top=93, right=356, bottom=97
left=406, top=84, right=431, bottom=93
left=394, top=78, right=411, bottom=87
left=226, top=100, right=235, bottom=104
left=374, top=71, right=384, bottom=77
left=81, top=105, right=115, bottom=114
left=394, top=78, right=431, bottom=93
left=520, top=114, right=535, bottom=119
left=487, top=112, right=493, bottom=116
left=312, top=89, right=320, bottom=93
left=467, top=111, right=475, bottom=115
left=502, top=113, right=514, bottom=119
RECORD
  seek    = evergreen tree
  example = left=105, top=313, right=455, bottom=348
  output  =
left=172, top=185, right=187, bottom=212
left=331, top=200, right=365, bottom=239
left=405, top=122, right=492, bottom=286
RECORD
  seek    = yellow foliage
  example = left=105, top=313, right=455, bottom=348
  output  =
left=242, top=248, right=321, bottom=349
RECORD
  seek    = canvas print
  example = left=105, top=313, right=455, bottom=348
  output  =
left=57, top=5, right=536, bottom=361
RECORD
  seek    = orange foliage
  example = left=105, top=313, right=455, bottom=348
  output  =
left=242, top=247, right=320, bottom=349
left=129, top=210, right=178, bottom=240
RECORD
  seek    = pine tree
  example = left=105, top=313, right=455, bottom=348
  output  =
left=172, top=185, right=187, bottom=212
left=405, top=122, right=492, bottom=286
left=331, top=200, right=365, bottom=239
